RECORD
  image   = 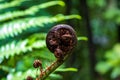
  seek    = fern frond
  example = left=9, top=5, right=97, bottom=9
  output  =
left=25, top=1, right=65, bottom=15
left=0, top=0, right=24, bottom=9
left=0, top=65, right=14, bottom=72
left=0, top=14, right=81, bottom=40
left=0, top=33, right=46, bottom=63
left=7, top=69, right=36, bottom=80
left=0, top=40, right=27, bottom=63
left=77, top=36, right=88, bottom=41
left=0, top=1, right=65, bottom=22
left=5, top=67, right=77, bottom=80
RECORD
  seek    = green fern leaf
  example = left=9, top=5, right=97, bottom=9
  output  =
left=77, top=36, right=88, bottom=41
left=0, top=14, right=81, bottom=40
left=5, top=67, right=77, bottom=80
left=0, top=33, right=46, bottom=63
left=7, top=69, right=36, bottom=80
left=0, top=0, right=24, bottom=9
left=0, top=1, right=65, bottom=22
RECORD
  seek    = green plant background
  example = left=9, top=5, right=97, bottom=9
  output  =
left=0, top=0, right=120, bottom=80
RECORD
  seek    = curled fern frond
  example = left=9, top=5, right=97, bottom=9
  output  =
left=0, top=0, right=24, bottom=9
left=0, top=33, right=46, bottom=63
left=0, top=14, right=81, bottom=40
left=0, top=1, right=65, bottom=22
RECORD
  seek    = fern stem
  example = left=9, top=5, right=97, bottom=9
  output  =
left=38, top=53, right=71, bottom=80
left=40, top=60, right=63, bottom=80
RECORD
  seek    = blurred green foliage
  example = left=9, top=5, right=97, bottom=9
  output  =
left=87, top=0, right=120, bottom=79
left=96, top=44, right=120, bottom=79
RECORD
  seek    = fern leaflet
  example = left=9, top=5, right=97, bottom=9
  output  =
left=0, top=33, right=46, bottom=63
left=0, top=1, right=65, bottom=22
left=0, top=14, right=81, bottom=40
left=0, top=0, right=24, bottom=9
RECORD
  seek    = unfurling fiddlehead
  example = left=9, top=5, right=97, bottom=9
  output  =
left=46, top=24, right=77, bottom=60
left=27, top=24, right=77, bottom=80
